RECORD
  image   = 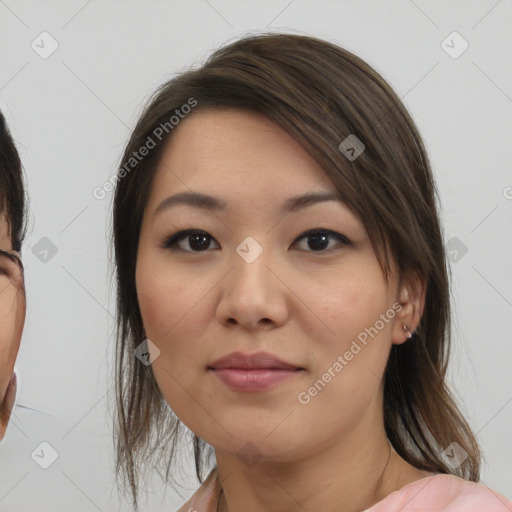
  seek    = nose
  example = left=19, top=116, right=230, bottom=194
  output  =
left=215, top=242, right=289, bottom=330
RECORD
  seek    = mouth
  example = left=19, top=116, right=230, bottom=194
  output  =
left=208, top=367, right=303, bottom=392
left=207, top=351, right=304, bottom=392
left=208, top=351, right=303, bottom=371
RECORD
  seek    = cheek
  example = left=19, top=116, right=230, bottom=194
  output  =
left=136, top=260, right=189, bottom=341
left=137, top=274, right=211, bottom=432
left=334, top=284, right=393, bottom=369
left=135, top=260, right=211, bottom=362
left=299, top=264, right=393, bottom=402
left=303, top=262, right=390, bottom=347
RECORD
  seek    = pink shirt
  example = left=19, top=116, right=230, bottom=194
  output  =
left=177, top=467, right=512, bottom=511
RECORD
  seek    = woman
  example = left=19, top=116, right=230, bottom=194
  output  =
left=112, top=33, right=512, bottom=511
left=0, top=110, right=27, bottom=441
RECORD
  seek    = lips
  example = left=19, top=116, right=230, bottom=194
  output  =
left=208, top=351, right=303, bottom=392
left=208, top=351, right=302, bottom=370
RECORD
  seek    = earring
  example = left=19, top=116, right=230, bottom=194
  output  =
left=403, top=324, right=412, bottom=339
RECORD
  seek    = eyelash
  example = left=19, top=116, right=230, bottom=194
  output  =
left=159, top=226, right=351, bottom=254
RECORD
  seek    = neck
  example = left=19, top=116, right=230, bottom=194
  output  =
left=215, top=401, right=408, bottom=512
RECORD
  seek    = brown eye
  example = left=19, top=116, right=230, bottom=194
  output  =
left=293, top=229, right=351, bottom=253
left=162, top=230, right=220, bottom=252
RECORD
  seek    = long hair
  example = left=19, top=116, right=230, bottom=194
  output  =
left=0, top=111, right=27, bottom=251
left=112, top=32, right=480, bottom=509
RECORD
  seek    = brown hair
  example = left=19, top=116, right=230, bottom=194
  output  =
left=112, top=32, right=481, bottom=508
left=0, top=110, right=27, bottom=251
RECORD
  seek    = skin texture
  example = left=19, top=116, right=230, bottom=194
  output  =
left=136, top=109, right=433, bottom=512
left=0, top=215, right=25, bottom=441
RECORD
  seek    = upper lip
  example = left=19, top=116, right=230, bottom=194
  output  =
left=208, top=351, right=302, bottom=370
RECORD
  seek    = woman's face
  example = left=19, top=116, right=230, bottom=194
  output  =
left=136, top=108, right=418, bottom=460
left=0, top=214, right=25, bottom=438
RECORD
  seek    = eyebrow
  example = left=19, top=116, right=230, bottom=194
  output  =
left=153, top=191, right=346, bottom=217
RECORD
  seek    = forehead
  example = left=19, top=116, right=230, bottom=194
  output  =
left=152, top=108, right=330, bottom=197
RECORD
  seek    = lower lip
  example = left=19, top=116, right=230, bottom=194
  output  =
left=210, top=368, right=302, bottom=391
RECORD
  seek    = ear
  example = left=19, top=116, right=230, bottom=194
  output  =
left=391, top=273, right=426, bottom=346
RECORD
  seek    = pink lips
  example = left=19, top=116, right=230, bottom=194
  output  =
left=208, top=351, right=303, bottom=392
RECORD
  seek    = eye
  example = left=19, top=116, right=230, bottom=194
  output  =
left=292, top=229, right=351, bottom=253
left=161, top=228, right=351, bottom=253
left=161, top=229, right=220, bottom=252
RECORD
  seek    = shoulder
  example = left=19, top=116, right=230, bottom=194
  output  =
left=176, top=467, right=221, bottom=512
left=366, top=474, right=512, bottom=512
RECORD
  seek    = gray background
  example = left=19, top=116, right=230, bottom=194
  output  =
left=1, top=0, right=511, bottom=510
